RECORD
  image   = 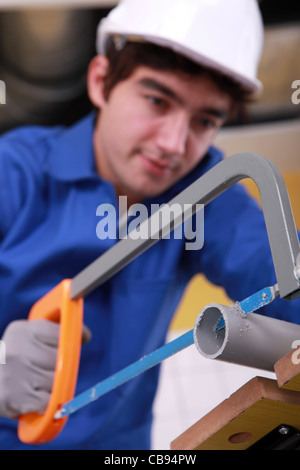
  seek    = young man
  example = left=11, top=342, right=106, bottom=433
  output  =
left=0, top=0, right=299, bottom=450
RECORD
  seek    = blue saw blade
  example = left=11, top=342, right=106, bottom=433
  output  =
left=54, top=329, right=194, bottom=420
left=216, top=283, right=279, bottom=331
left=54, top=283, right=279, bottom=420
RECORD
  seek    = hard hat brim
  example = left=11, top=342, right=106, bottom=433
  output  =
left=97, top=25, right=263, bottom=100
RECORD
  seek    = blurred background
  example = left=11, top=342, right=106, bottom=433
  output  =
left=0, top=0, right=299, bottom=450
left=0, top=0, right=299, bottom=132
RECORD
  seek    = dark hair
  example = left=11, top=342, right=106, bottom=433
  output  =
left=102, top=37, right=251, bottom=109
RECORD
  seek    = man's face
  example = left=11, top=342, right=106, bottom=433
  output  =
left=93, top=65, right=233, bottom=204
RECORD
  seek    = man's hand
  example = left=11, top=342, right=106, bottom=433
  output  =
left=0, top=319, right=91, bottom=419
left=0, top=320, right=59, bottom=418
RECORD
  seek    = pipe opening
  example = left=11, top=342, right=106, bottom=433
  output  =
left=194, top=305, right=227, bottom=358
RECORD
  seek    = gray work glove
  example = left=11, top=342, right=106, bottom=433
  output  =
left=0, top=319, right=91, bottom=419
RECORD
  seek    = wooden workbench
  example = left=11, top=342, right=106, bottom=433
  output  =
left=171, top=349, right=300, bottom=450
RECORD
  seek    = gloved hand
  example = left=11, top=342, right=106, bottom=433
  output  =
left=0, top=319, right=91, bottom=419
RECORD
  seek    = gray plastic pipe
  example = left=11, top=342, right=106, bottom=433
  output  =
left=193, top=303, right=300, bottom=371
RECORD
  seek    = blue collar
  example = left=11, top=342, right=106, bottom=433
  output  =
left=45, top=112, right=99, bottom=182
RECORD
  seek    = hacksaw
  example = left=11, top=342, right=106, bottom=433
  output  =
left=17, top=153, right=300, bottom=444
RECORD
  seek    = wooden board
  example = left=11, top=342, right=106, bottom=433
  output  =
left=275, top=349, right=300, bottom=391
left=171, top=376, right=300, bottom=450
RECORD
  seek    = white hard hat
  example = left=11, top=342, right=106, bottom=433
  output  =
left=96, top=0, right=264, bottom=99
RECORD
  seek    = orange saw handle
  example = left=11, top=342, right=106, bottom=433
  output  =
left=17, top=279, right=83, bottom=445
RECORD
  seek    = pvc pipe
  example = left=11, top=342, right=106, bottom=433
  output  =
left=193, top=303, right=300, bottom=371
